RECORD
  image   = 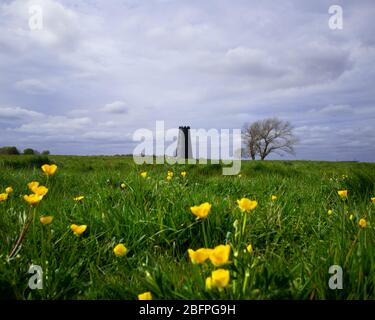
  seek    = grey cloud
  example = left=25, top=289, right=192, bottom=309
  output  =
left=0, top=0, right=374, bottom=160
left=14, top=79, right=55, bottom=95
left=318, top=104, right=354, bottom=115
left=200, top=47, right=288, bottom=79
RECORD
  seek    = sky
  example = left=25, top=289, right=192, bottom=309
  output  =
left=0, top=0, right=374, bottom=161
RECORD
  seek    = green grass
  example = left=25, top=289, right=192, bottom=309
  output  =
left=0, top=155, right=374, bottom=300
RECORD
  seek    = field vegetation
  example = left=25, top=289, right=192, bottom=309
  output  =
left=0, top=155, right=374, bottom=299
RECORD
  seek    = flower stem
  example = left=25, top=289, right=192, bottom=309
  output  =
left=241, top=213, right=247, bottom=243
left=242, top=270, right=250, bottom=294
left=201, top=220, right=208, bottom=247
left=8, top=206, right=34, bottom=258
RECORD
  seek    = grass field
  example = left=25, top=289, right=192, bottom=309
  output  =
left=0, top=155, right=374, bottom=300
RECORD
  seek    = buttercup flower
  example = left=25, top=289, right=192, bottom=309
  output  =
left=114, top=244, right=128, bottom=257
left=32, top=185, right=48, bottom=196
left=138, top=292, right=152, bottom=300
left=237, top=198, right=257, bottom=212
left=28, top=181, right=40, bottom=192
left=24, top=194, right=43, bottom=206
left=359, top=218, right=367, bottom=229
left=181, top=171, right=187, bottom=177
left=41, top=164, right=57, bottom=176
left=211, top=269, right=230, bottom=289
left=166, top=175, right=172, bottom=181
left=337, top=190, right=348, bottom=199
left=238, top=174, right=242, bottom=178
left=328, top=209, right=333, bottom=215
left=246, top=244, right=253, bottom=253
left=74, top=196, right=84, bottom=202
left=40, top=216, right=54, bottom=225
left=190, top=202, right=211, bottom=219
left=27, top=181, right=48, bottom=196
left=209, top=244, right=231, bottom=266
left=167, top=171, right=174, bottom=177
left=188, top=248, right=212, bottom=264
left=371, top=197, right=375, bottom=203
left=140, top=172, right=147, bottom=178
left=349, top=214, right=354, bottom=221
left=5, top=187, right=13, bottom=194
left=0, top=193, right=8, bottom=202
left=271, top=195, right=277, bottom=201
left=70, top=224, right=87, bottom=236
left=205, top=277, right=212, bottom=290
left=120, top=183, right=126, bottom=189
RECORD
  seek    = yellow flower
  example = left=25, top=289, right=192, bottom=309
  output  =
left=70, top=224, right=87, bottom=236
left=0, top=193, right=9, bottom=202
left=246, top=244, right=253, bottom=253
left=166, top=175, right=173, bottom=181
left=271, top=195, right=277, bottom=202
left=205, top=277, right=212, bottom=290
left=32, top=185, right=48, bottom=196
left=74, top=196, right=84, bottom=202
left=27, top=181, right=48, bottom=196
left=140, top=172, right=147, bottom=178
left=5, top=187, right=13, bottom=194
left=209, top=244, right=231, bottom=266
left=328, top=209, right=333, bottom=215
left=181, top=171, right=187, bottom=177
left=337, top=190, right=348, bottom=199
left=167, top=171, right=174, bottom=177
left=28, top=181, right=40, bottom=192
left=120, top=183, right=126, bottom=189
left=237, top=198, right=257, bottom=212
left=211, top=269, right=230, bottom=289
left=188, top=248, right=213, bottom=264
left=238, top=174, right=242, bottom=178
left=113, top=244, right=128, bottom=257
left=349, top=214, right=354, bottom=221
left=24, top=194, right=43, bottom=206
left=358, top=218, right=367, bottom=229
left=40, top=216, right=54, bottom=225
left=138, top=291, right=152, bottom=300
left=371, top=197, right=375, bottom=203
left=41, top=164, right=57, bottom=176
left=190, top=202, right=211, bottom=219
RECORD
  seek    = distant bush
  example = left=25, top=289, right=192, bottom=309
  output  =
left=0, top=155, right=52, bottom=169
left=42, top=150, right=50, bottom=155
left=23, top=148, right=36, bottom=155
left=0, top=146, right=20, bottom=155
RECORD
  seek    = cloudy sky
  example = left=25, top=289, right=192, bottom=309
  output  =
left=0, top=0, right=374, bottom=161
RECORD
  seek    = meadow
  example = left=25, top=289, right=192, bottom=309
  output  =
left=0, top=155, right=374, bottom=300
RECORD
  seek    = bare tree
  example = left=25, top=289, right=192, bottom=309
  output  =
left=242, top=122, right=260, bottom=160
left=242, top=118, right=298, bottom=160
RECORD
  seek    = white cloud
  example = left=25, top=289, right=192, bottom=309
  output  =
left=14, top=116, right=92, bottom=134
left=0, top=106, right=43, bottom=120
left=318, top=104, right=354, bottom=115
left=102, top=101, right=128, bottom=114
left=66, top=108, right=90, bottom=116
